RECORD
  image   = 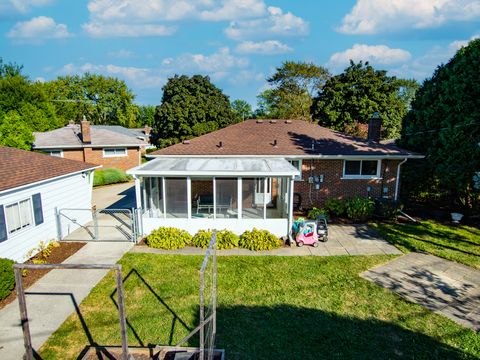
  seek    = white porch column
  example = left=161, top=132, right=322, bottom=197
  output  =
left=161, top=177, right=166, bottom=219
left=288, top=176, right=294, bottom=237
left=237, top=177, right=242, bottom=219
left=134, top=176, right=142, bottom=211
left=213, top=177, right=217, bottom=219
left=263, top=177, right=267, bottom=219
left=187, top=177, right=192, bottom=219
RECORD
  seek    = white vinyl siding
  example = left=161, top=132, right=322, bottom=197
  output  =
left=103, top=148, right=127, bottom=157
left=6, top=198, right=33, bottom=234
left=342, top=160, right=381, bottom=179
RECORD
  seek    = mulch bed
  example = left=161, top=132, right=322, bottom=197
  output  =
left=0, top=242, right=86, bottom=310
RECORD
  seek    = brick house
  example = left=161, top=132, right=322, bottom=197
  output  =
left=33, top=120, right=148, bottom=171
left=127, top=118, right=422, bottom=238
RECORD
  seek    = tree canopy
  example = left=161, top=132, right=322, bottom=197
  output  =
left=231, top=99, right=253, bottom=121
left=400, top=39, right=480, bottom=210
left=154, top=75, right=237, bottom=147
left=311, top=61, right=414, bottom=139
left=256, top=61, right=330, bottom=120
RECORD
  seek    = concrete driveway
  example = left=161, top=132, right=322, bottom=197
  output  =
left=92, top=182, right=136, bottom=209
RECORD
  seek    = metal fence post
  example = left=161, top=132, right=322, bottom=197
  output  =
left=115, top=266, right=130, bottom=360
left=92, top=205, right=99, bottom=240
left=14, top=266, right=34, bottom=360
left=55, top=207, right=62, bottom=240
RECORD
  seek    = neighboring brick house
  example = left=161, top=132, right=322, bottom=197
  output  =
left=127, top=117, right=422, bottom=238
left=33, top=120, right=148, bottom=171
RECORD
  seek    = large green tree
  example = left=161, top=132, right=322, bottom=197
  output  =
left=45, top=73, right=138, bottom=127
left=257, top=61, right=330, bottom=120
left=311, top=61, right=413, bottom=139
left=154, top=75, right=237, bottom=147
left=231, top=99, right=253, bottom=121
left=400, top=39, right=480, bottom=210
left=136, top=104, right=156, bottom=127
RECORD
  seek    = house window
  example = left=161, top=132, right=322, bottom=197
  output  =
left=46, top=150, right=63, bottom=158
left=288, top=160, right=302, bottom=180
left=343, top=160, right=380, bottom=178
left=5, top=199, right=33, bottom=234
left=103, top=148, right=127, bottom=157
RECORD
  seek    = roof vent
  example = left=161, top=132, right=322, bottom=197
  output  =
left=217, top=141, right=223, bottom=148
left=183, top=140, right=190, bottom=145
left=270, top=120, right=277, bottom=124
left=285, top=120, right=292, bottom=124
left=256, top=119, right=264, bottom=124
left=272, top=139, right=278, bottom=147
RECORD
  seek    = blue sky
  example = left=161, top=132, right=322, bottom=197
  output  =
left=0, top=0, right=479, bottom=107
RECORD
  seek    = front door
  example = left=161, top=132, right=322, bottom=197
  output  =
left=254, top=178, right=272, bottom=205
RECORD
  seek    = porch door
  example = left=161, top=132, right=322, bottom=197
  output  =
left=254, top=178, right=272, bottom=205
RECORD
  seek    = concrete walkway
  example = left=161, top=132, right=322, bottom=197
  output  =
left=92, top=182, right=136, bottom=209
left=0, top=242, right=133, bottom=359
left=132, top=224, right=402, bottom=256
left=361, top=253, right=480, bottom=331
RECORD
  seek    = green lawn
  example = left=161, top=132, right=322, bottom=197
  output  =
left=372, top=220, right=480, bottom=269
left=39, top=254, right=479, bottom=359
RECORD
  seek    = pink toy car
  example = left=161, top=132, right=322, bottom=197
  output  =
left=295, top=221, right=320, bottom=247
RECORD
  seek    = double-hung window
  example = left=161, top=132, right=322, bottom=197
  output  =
left=343, top=160, right=380, bottom=178
left=103, top=148, right=127, bottom=157
left=46, top=150, right=63, bottom=157
left=6, top=199, right=33, bottom=234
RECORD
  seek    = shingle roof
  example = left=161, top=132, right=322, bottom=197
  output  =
left=151, top=119, right=421, bottom=158
left=33, top=125, right=147, bottom=149
left=0, top=147, right=98, bottom=192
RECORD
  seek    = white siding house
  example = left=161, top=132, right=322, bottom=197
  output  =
left=0, top=147, right=98, bottom=262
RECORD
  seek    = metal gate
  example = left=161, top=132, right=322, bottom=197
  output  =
left=56, top=207, right=139, bottom=242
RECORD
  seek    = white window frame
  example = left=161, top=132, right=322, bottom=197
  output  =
left=46, top=150, right=63, bottom=158
left=5, top=198, right=34, bottom=235
left=103, top=148, right=127, bottom=158
left=288, top=159, right=303, bottom=181
left=342, top=159, right=381, bottom=179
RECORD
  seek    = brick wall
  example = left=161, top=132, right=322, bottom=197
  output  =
left=294, top=159, right=400, bottom=209
left=61, top=147, right=140, bottom=171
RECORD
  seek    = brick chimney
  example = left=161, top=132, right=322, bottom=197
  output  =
left=80, top=117, right=91, bottom=144
left=367, top=112, right=382, bottom=143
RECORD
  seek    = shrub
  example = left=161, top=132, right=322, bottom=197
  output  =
left=324, top=199, right=346, bottom=217
left=192, top=229, right=239, bottom=250
left=345, top=197, right=375, bottom=222
left=239, top=228, right=281, bottom=251
left=307, top=207, right=329, bottom=220
left=0, top=258, right=15, bottom=301
left=93, top=168, right=132, bottom=187
left=374, top=199, right=403, bottom=220
left=145, top=227, right=192, bottom=249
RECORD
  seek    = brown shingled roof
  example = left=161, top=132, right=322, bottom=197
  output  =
left=151, top=119, right=419, bottom=157
left=0, top=147, right=98, bottom=192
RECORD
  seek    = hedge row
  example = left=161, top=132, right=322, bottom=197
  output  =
left=145, top=227, right=281, bottom=251
left=93, top=168, right=132, bottom=187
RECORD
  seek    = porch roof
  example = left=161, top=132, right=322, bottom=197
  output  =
left=128, top=157, right=300, bottom=177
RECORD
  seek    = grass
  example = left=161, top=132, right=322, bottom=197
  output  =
left=93, top=168, right=132, bottom=187
left=40, top=254, right=479, bottom=359
left=372, top=220, right=480, bottom=269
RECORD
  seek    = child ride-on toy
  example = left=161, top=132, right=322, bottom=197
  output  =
left=295, top=220, right=320, bottom=247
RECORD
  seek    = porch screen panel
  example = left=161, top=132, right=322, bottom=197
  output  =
left=242, top=178, right=263, bottom=219
left=165, top=178, right=188, bottom=218
left=191, top=178, right=213, bottom=216
left=215, top=178, right=237, bottom=218
left=148, top=177, right=163, bottom=217
left=266, top=177, right=287, bottom=219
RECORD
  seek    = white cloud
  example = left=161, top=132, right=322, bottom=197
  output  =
left=339, top=0, right=480, bottom=34
left=199, top=0, right=266, bottom=21
left=225, top=6, right=308, bottom=40
left=235, top=40, right=292, bottom=54
left=7, top=16, right=71, bottom=42
left=0, top=0, right=53, bottom=15
left=83, top=22, right=176, bottom=37
left=59, top=63, right=165, bottom=89
left=108, top=49, right=135, bottom=59
left=328, top=44, right=412, bottom=70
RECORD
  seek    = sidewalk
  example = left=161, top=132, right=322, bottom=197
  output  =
left=0, top=242, right=133, bottom=360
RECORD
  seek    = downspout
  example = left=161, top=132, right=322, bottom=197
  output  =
left=394, top=158, right=408, bottom=201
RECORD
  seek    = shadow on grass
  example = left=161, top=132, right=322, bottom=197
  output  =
left=215, top=305, right=476, bottom=360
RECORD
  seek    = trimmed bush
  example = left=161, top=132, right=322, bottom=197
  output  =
left=374, top=199, right=403, bottom=220
left=0, top=258, right=15, bottom=301
left=239, top=228, right=281, bottom=251
left=307, top=207, right=329, bottom=220
left=345, top=197, right=375, bottom=222
left=145, top=227, right=192, bottom=249
left=93, top=168, right=132, bottom=187
left=192, top=229, right=239, bottom=250
left=324, top=199, right=346, bottom=217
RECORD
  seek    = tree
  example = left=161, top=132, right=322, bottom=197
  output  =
left=400, top=39, right=480, bottom=210
left=311, top=61, right=411, bottom=139
left=231, top=99, right=253, bottom=121
left=0, top=111, right=34, bottom=150
left=45, top=73, right=138, bottom=127
left=258, top=61, right=330, bottom=120
left=154, top=75, right=237, bottom=147
left=137, top=105, right=156, bottom=127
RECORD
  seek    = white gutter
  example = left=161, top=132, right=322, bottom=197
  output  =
left=127, top=170, right=298, bottom=178
left=0, top=165, right=101, bottom=196
left=146, top=154, right=425, bottom=160
left=34, top=144, right=146, bottom=149
left=394, top=158, right=408, bottom=201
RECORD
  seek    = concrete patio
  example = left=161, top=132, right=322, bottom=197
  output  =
left=361, top=253, right=480, bottom=331
left=132, top=224, right=402, bottom=256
